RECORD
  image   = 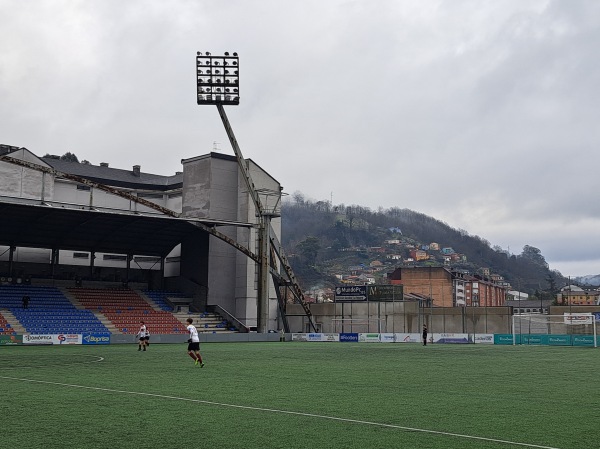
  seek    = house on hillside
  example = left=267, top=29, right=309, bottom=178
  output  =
left=388, top=266, right=507, bottom=308
left=410, top=249, right=428, bottom=261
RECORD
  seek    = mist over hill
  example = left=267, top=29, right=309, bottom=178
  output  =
left=281, top=195, right=567, bottom=295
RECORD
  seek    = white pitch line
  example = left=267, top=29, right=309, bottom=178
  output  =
left=0, top=375, right=561, bottom=449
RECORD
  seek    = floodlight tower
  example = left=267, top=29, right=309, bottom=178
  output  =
left=195, top=51, right=316, bottom=334
left=196, top=51, right=271, bottom=332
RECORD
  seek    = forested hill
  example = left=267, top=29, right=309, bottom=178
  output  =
left=281, top=196, right=565, bottom=295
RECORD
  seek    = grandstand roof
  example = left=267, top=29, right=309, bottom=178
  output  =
left=41, top=158, right=183, bottom=191
left=0, top=199, right=207, bottom=257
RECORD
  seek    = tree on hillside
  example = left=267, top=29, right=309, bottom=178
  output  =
left=296, top=236, right=321, bottom=265
left=520, top=245, right=548, bottom=268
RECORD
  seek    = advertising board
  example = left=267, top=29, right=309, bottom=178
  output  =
left=82, top=333, right=111, bottom=345
left=339, top=333, right=359, bottom=342
left=358, top=333, right=380, bottom=343
left=334, top=286, right=367, bottom=302
left=367, top=284, right=403, bottom=301
left=0, top=335, right=22, bottom=345
left=23, top=334, right=82, bottom=345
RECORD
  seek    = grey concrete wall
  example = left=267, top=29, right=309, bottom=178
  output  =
left=286, top=303, right=513, bottom=334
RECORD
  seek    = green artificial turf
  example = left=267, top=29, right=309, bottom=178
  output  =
left=1, top=342, right=597, bottom=449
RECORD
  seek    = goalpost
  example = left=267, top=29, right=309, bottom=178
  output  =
left=512, top=313, right=598, bottom=347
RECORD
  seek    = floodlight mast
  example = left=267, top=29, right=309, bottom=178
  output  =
left=196, top=51, right=316, bottom=333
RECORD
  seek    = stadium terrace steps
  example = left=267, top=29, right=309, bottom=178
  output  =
left=0, top=285, right=109, bottom=335
left=0, top=310, right=21, bottom=334
left=1, top=285, right=238, bottom=335
left=172, top=312, right=237, bottom=333
left=67, top=287, right=189, bottom=335
left=0, top=310, right=26, bottom=334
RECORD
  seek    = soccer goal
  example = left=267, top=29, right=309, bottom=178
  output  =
left=512, top=313, right=598, bottom=347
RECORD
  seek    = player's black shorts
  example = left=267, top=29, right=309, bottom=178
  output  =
left=144, top=336, right=150, bottom=341
left=188, top=341, right=200, bottom=351
left=139, top=337, right=145, bottom=341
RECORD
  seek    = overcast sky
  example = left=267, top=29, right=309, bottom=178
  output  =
left=2, top=0, right=600, bottom=278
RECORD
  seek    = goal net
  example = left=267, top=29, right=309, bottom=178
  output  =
left=512, top=313, right=598, bottom=347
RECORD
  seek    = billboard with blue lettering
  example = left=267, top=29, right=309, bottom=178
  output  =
left=82, top=333, right=111, bottom=345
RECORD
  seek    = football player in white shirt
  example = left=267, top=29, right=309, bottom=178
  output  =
left=186, top=318, right=204, bottom=367
left=136, top=321, right=148, bottom=351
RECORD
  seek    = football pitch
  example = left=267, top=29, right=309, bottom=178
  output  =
left=1, top=342, right=598, bottom=449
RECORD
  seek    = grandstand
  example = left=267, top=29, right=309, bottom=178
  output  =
left=0, top=285, right=108, bottom=335
left=0, top=284, right=237, bottom=336
left=1, top=146, right=284, bottom=332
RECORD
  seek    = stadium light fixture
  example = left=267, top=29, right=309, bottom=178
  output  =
left=196, top=51, right=239, bottom=105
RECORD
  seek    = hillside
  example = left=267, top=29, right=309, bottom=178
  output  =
left=281, top=197, right=566, bottom=296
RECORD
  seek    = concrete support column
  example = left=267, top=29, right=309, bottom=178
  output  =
left=257, top=217, right=270, bottom=333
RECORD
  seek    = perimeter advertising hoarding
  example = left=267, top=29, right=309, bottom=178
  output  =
left=23, top=334, right=82, bottom=345
left=496, top=334, right=596, bottom=346
left=433, top=333, right=472, bottom=344
left=0, top=335, right=22, bottom=345
left=292, top=333, right=339, bottom=342
left=474, top=334, right=494, bottom=344
left=339, top=333, right=359, bottom=342
left=359, top=333, right=380, bottom=343
left=291, top=333, right=308, bottom=341
left=82, top=333, right=111, bottom=345
left=379, top=333, right=396, bottom=343
left=395, top=333, right=421, bottom=343
left=494, top=334, right=515, bottom=345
